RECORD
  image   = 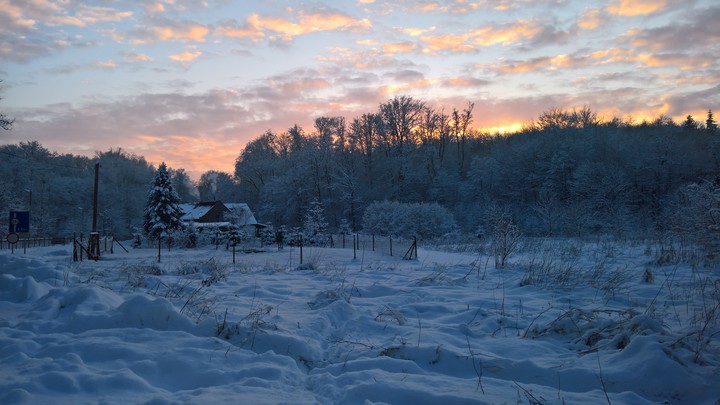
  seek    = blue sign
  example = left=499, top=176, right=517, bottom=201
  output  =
left=9, top=211, right=30, bottom=233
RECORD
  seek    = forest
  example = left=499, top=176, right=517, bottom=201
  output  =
left=1, top=96, right=718, bottom=257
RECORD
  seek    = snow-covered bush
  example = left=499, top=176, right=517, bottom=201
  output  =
left=362, top=200, right=456, bottom=239
left=664, top=177, right=720, bottom=262
left=489, top=207, right=521, bottom=268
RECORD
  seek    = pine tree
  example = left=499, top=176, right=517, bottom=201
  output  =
left=683, top=115, right=697, bottom=131
left=143, top=162, right=184, bottom=241
left=303, top=199, right=328, bottom=246
left=706, top=110, right=717, bottom=133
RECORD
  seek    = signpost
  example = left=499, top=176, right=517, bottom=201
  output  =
left=8, top=211, right=30, bottom=254
left=9, top=211, right=30, bottom=233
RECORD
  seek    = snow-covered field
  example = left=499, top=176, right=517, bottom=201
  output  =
left=1, top=240, right=718, bottom=404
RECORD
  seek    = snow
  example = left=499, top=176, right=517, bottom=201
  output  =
left=1, top=240, right=718, bottom=404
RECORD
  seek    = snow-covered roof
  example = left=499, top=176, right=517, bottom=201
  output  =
left=178, top=203, right=217, bottom=221
left=179, top=202, right=259, bottom=226
left=224, top=203, right=259, bottom=226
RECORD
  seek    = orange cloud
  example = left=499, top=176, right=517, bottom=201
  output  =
left=394, top=27, right=435, bottom=37
left=470, top=19, right=542, bottom=46
left=215, top=24, right=264, bottom=41
left=382, top=42, right=419, bottom=54
left=169, top=51, right=201, bottom=61
left=421, top=34, right=474, bottom=53
left=356, top=39, right=378, bottom=46
left=606, top=0, right=668, bottom=16
left=384, top=79, right=437, bottom=94
left=150, top=24, right=209, bottom=42
left=577, top=8, right=605, bottom=30
left=248, top=10, right=371, bottom=40
left=144, top=3, right=165, bottom=13
left=131, top=23, right=208, bottom=44
left=95, top=60, right=116, bottom=68
left=126, top=52, right=152, bottom=63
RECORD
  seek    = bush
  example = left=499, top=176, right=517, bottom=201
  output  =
left=362, top=200, right=456, bottom=239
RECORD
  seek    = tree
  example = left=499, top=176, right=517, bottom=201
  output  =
left=683, top=115, right=698, bottom=131
left=170, top=168, right=198, bottom=203
left=451, top=102, right=474, bottom=172
left=1, top=80, right=14, bottom=131
left=706, top=110, right=717, bottom=133
left=143, top=162, right=184, bottom=259
left=489, top=207, right=521, bottom=269
left=197, top=170, right=240, bottom=202
left=379, top=95, right=424, bottom=155
left=303, top=199, right=328, bottom=246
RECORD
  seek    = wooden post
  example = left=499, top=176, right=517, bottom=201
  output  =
left=353, top=234, right=356, bottom=260
left=389, top=235, right=393, bottom=256
left=157, top=237, right=161, bottom=263
left=299, top=234, right=303, bottom=265
left=232, top=243, right=236, bottom=264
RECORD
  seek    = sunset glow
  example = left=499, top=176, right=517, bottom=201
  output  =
left=2, top=0, right=718, bottom=179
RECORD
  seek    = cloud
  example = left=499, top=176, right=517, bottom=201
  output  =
left=382, top=41, right=419, bottom=54
left=95, top=60, right=117, bottom=69
left=394, top=26, right=435, bottom=37
left=605, top=0, right=668, bottom=16
left=247, top=8, right=371, bottom=42
left=420, top=34, right=475, bottom=53
left=169, top=51, right=202, bottom=61
left=469, top=19, right=543, bottom=46
left=577, top=9, right=604, bottom=30
left=444, top=77, right=491, bottom=87
left=625, top=6, right=720, bottom=53
left=125, top=52, right=153, bottom=63
left=417, top=18, right=553, bottom=54
left=129, top=20, right=209, bottom=44
left=214, top=19, right=265, bottom=42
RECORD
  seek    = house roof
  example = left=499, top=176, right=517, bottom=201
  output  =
left=178, top=202, right=223, bottom=221
left=179, top=202, right=258, bottom=226
left=224, top=203, right=259, bottom=226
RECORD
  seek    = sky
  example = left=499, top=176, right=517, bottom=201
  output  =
left=1, top=0, right=719, bottom=180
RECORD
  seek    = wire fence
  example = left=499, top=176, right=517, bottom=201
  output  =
left=271, top=233, right=419, bottom=262
left=0, top=237, right=57, bottom=251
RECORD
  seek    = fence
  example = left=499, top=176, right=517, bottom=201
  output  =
left=273, top=233, right=418, bottom=263
left=0, top=237, right=58, bottom=251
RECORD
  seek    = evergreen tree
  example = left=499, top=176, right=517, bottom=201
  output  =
left=683, top=115, right=698, bottom=131
left=706, top=110, right=717, bottom=133
left=303, top=199, right=328, bottom=245
left=143, top=162, right=184, bottom=241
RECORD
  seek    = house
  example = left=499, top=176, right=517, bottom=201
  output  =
left=179, top=201, right=264, bottom=236
left=179, top=201, right=227, bottom=223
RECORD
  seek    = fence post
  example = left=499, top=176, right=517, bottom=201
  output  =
left=372, top=234, right=375, bottom=251
left=299, top=234, right=303, bottom=265
left=389, top=235, right=393, bottom=256
left=353, top=234, right=357, bottom=260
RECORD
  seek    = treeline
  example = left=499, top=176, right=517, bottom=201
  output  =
left=1, top=96, right=718, bottom=245
left=235, top=97, right=719, bottom=241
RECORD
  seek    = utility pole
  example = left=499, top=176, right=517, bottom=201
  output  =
left=89, top=163, right=100, bottom=259
left=92, top=163, right=99, bottom=233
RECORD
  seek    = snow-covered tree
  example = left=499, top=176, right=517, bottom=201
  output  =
left=1, top=80, right=14, bottom=131
left=143, top=162, right=184, bottom=242
left=303, top=199, right=328, bottom=245
left=706, top=110, right=717, bottom=134
left=362, top=200, right=455, bottom=239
